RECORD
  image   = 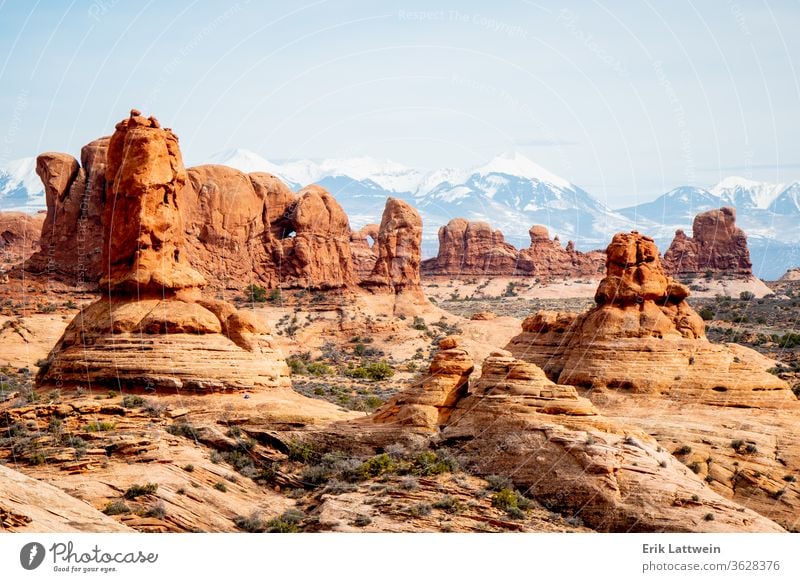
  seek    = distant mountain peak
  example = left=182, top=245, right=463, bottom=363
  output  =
left=472, top=152, right=572, bottom=189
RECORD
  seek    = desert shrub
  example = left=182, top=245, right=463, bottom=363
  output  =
left=86, top=421, right=116, bottom=432
left=103, top=500, right=131, bottom=515
left=123, top=483, right=158, bottom=499
left=485, top=475, right=513, bottom=491
left=344, top=361, right=395, bottom=381
left=408, top=503, right=432, bottom=517
left=245, top=284, right=268, bottom=303
left=234, top=511, right=267, bottom=532
left=287, top=440, right=316, bottom=463
left=145, top=501, right=167, bottom=519
left=167, top=422, right=199, bottom=440
left=432, top=495, right=463, bottom=514
left=356, top=453, right=396, bottom=480
left=739, top=291, right=755, bottom=301
left=412, top=450, right=458, bottom=476
left=675, top=445, right=692, bottom=455
left=353, top=514, right=372, bottom=527
left=213, top=482, right=227, bottom=492
left=121, top=395, right=145, bottom=408
left=411, top=316, right=428, bottom=331
left=266, top=509, right=304, bottom=533
left=698, top=307, right=715, bottom=321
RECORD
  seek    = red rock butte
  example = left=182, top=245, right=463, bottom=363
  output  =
left=421, top=218, right=604, bottom=279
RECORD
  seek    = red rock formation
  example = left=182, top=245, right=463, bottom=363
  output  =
left=517, top=225, right=604, bottom=279
left=0, top=211, right=44, bottom=268
left=663, top=207, right=752, bottom=277
left=277, top=185, right=356, bottom=289
left=507, top=231, right=791, bottom=405
left=37, top=110, right=290, bottom=393
left=102, top=111, right=204, bottom=292
left=24, top=138, right=109, bottom=283
left=179, top=165, right=296, bottom=288
left=440, top=348, right=783, bottom=533
left=362, top=198, right=423, bottom=296
left=421, top=218, right=517, bottom=276
left=367, top=335, right=473, bottom=431
left=421, top=219, right=603, bottom=279
left=350, top=224, right=379, bottom=280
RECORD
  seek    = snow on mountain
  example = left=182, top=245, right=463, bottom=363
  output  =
left=473, top=152, right=573, bottom=191
left=710, top=176, right=786, bottom=209
left=0, top=157, right=43, bottom=210
left=618, top=186, right=724, bottom=232
left=415, top=168, right=468, bottom=196
left=769, top=183, right=800, bottom=215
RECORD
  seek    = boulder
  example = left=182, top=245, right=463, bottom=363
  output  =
left=367, top=335, right=473, bottom=431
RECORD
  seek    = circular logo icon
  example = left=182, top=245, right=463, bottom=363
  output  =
left=20, top=542, right=46, bottom=570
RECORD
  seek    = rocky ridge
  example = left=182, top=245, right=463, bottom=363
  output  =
left=421, top=219, right=604, bottom=280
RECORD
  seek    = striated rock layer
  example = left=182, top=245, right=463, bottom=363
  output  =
left=507, top=231, right=792, bottom=406
left=663, top=207, right=752, bottom=277
left=358, top=338, right=783, bottom=532
left=440, top=350, right=783, bottom=532
left=421, top=219, right=604, bottom=279
left=37, top=110, right=290, bottom=393
left=367, top=335, right=474, bottom=431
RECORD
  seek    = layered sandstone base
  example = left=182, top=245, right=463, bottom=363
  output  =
left=38, top=294, right=290, bottom=392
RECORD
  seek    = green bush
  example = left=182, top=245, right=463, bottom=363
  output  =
left=86, top=421, right=116, bottom=432
left=739, top=291, right=755, bottom=301
left=698, top=307, right=715, bottom=321
left=123, top=483, right=158, bottom=499
left=356, top=453, right=396, bottom=480
left=245, top=284, right=268, bottom=303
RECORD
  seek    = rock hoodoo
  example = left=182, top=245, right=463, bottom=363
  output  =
left=37, top=110, right=291, bottom=393
left=663, top=207, right=752, bottom=277
left=24, top=138, right=109, bottom=283
left=421, top=219, right=603, bottom=279
left=278, top=185, right=356, bottom=289
left=350, top=223, right=379, bottom=280
left=507, top=231, right=791, bottom=404
left=361, top=198, right=424, bottom=297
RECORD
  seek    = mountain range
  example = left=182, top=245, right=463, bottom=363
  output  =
left=2, top=149, right=798, bottom=279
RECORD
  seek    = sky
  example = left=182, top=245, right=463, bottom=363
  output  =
left=0, top=0, right=798, bottom=207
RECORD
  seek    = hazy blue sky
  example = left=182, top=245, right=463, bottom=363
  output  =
left=1, top=0, right=798, bottom=206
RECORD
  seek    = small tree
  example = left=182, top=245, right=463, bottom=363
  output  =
left=739, top=291, right=755, bottom=301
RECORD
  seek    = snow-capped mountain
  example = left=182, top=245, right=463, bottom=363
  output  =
left=0, top=157, right=43, bottom=211
left=417, top=152, right=633, bottom=248
left=618, top=186, right=724, bottom=234
left=709, top=176, right=786, bottom=210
